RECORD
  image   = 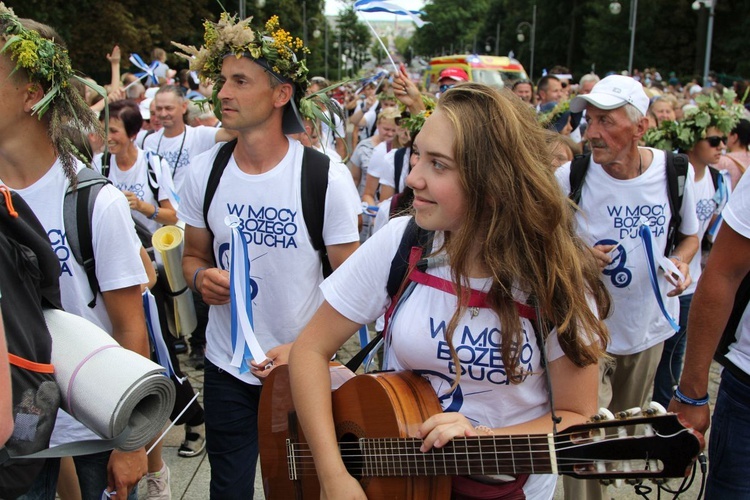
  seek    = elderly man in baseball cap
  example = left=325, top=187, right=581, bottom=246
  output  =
left=557, top=74, right=700, bottom=500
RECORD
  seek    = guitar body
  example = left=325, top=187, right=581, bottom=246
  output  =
left=259, top=364, right=452, bottom=499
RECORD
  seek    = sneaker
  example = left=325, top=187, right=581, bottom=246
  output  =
left=173, top=337, right=188, bottom=355
left=178, top=424, right=206, bottom=457
left=144, top=461, right=171, bottom=500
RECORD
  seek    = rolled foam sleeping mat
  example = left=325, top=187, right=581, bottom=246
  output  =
left=152, top=225, right=198, bottom=337
left=44, top=309, right=176, bottom=451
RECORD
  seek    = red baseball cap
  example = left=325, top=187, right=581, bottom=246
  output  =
left=439, top=68, right=469, bottom=82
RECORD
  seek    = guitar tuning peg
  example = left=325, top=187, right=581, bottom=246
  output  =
left=591, top=407, right=615, bottom=421
left=645, top=401, right=667, bottom=415
left=616, top=407, right=642, bottom=419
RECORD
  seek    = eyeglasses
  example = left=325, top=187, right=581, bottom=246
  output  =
left=561, top=82, right=569, bottom=88
left=439, top=83, right=455, bottom=94
left=705, top=135, right=727, bottom=147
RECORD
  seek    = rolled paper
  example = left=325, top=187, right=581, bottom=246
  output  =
left=152, top=225, right=198, bottom=337
left=44, top=309, right=175, bottom=451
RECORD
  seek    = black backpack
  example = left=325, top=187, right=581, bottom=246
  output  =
left=0, top=187, right=62, bottom=498
left=202, top=139, right=333, bottom=277
left=715, top=272, right=750, bottom=386
left=63, top=168, right=154, bottom=308
left=568, top=151, right=690, bottom=257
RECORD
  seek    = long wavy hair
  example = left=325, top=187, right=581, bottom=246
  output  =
left=432, top=83, right=610, bottom=386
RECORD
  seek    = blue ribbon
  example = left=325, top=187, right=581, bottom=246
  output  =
left=229, top=224, right=254, bottom=374
left=142, top=289, right=184, bottom=382
left=129, top=53, right=160, bottom=86
left=638, top=224, right=680, bottom=332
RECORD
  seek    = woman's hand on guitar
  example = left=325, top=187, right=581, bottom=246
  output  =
left=417, top=412, right=478, bottom=452
left=320, top=473, right=367, bottom=500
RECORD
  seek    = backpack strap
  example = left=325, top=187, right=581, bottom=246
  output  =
left=144, top=152, right=161, bottom=200
left=202, top=140, right=332, bottom=276
left=346, top=217, right=432, bottom=372
left=393, top=147, right=407, bottom=194
left=708, top=165, right=720, bottom=190
left=63, top=169, right=111, bottom=308
left=568, top=153, right=591, bottom=205
left=665, top=151, right=689, bottom=258
left=101, top=151, right=111, bottom=178
left=203, top=139, right=238, bottom=246
left=300, top=146, right=332, bottom=277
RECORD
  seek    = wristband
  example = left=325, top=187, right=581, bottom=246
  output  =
left=192, top=267, right=206, bottom=292
left=148, top=205, right=159, bottom=220
left=673, top=387, right=709, bottom=406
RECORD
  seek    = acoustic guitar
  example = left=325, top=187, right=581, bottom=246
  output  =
left=258, top=365, right=702, bottom=499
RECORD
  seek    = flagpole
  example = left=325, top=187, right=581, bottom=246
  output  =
left=362, top=18, right=399, bottom=74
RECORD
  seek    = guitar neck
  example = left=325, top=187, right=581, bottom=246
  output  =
left=348, top=435, right=555, bottom=477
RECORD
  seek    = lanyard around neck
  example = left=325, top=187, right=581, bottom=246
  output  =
left=156, top=128, right=187, bottom=176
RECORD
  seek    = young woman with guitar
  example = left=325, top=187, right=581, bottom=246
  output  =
left=288, top=83, right=611, bottom=499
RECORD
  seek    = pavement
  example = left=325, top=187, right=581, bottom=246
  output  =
left=141, top=334, right=720, bottom=499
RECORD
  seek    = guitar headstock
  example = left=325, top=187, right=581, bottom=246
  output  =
left=557, top=404, right=704, bottom=480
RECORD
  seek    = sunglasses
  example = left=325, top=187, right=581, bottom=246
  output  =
left=705, top=135, right=727, bottom=147
left=439, top=83, right=455, bottom=94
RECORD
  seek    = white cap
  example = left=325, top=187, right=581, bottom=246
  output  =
left=570, top=75, right=649, bottom=116
left=689, top=84, right=703, bottom=96
left=145, top=87, right=159, bottom=99
left=139, top=98, right=152, bottom=120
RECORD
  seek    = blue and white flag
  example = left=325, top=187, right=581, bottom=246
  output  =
left=143, top=289, right=185, bottom=383
left=707, top=169, right=731, bottom=242
left=354, top=0, right=427, bottom=27
left=129, top=53, right=160, bottom=87
left=638, top=220, right=682, bottom=332
left=226, top=215, right=267, bottom=373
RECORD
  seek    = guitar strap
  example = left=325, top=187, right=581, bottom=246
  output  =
left=531, top=299, right=562, bottom=435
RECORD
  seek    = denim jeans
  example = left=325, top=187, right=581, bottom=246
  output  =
left=706, top=369, right=750, bottom=497
left=652, top=293, right=693, bottom=407
left=204, top=359, right=262, bottom=499
left=18, top=451, right=139, bottom=500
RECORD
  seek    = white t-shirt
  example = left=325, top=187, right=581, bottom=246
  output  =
left=366, top=141, right=391, bottom=181
left=142, top=125, right=217, bottom=194
left=378, top=146, right=411, bottom=194
left=322, top=216, right=570, bottom=499
left=178, top=138, right=361, bottom=385
left=93, top=149, right=176, bottom=235
left=685, top=167, right=722, bottom=294
left=556, top=149, right=699, bottom=355
left=6, top=160, right=147, bottom=444
left=719, top=172, right=750, bottom=375
left=350, top=138, right=376, bottom=197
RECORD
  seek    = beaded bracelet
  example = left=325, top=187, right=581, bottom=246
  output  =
left=673, top=387, right=709, bottom=406
left=192, top=267, right=206, bottom=292
left=148, top=205, right=159, bottom=220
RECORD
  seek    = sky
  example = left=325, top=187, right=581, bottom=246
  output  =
left=324, top=0, right=426, bottom=20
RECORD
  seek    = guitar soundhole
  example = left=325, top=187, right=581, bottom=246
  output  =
left=339, top=432, right=364, bottom=479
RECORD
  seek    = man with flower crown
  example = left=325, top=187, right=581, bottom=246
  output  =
left=174, top=14, right=361, bottom=497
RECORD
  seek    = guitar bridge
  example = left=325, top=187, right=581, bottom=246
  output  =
left=286, top=439, right=297, bottom=480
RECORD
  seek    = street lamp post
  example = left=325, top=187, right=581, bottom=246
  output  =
left=609, top=0, right=638, bottom=76
left=693, top=0, right=716, bottom=87
left=515, top=4, right=536, bottom=80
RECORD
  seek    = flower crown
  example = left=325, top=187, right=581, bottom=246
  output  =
left=0, top=2, right=103, bottom=180
left=173, top=14, right=309, bottom=96
left=398, top=95, right=436, bottom=136
left=538, top=100, right=571, bottom=128
left=643, top=89, right=744, bottom=151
